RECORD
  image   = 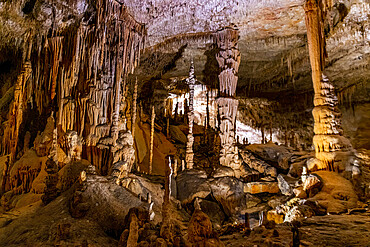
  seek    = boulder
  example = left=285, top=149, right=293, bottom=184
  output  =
left=245, top=194, right=262, bottom=208
left=284, top=205, right=315, bottom=222
left=69, top=166, right=146, bottom=238
left=211, top=166, right=235, bottom=178
left=209, top=177, right=244, bottom=216
left=311, top=171, right=358, bottom=214
left=277, top=174, right=293, bottom=196
left=244, top=143, right=292, bottom=171
left=239, top=150, right=277, bottom=177
left=169, top=125, right=187, bottom=144
left=288, top=160, right=306, bottom=177
left=199, top=199, right=226, bottom=230
left=176, top=169, right=210, bottom=204
left=293, top=187, right=307, bottom=199
left=303, top=174, right=323, bottom=197
left=267, top=210, right=284, bottom=224
left=244, top=182, right=280, bottom=194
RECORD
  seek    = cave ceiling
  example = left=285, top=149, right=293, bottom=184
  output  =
left=124, top=0, right=370, bottom=103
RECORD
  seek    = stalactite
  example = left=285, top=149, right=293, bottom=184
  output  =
left=149, top=105, right=155, bottom=174
left=185, top=61, right=195, bottom=170
left=215, top=27, right=241, bottom=171
left=304, top=0, right=353, bottom=172
left=7, top=32, right=33, bottom=162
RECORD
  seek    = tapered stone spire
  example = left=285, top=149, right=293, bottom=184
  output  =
left=185, top=60, right=195, bottom=169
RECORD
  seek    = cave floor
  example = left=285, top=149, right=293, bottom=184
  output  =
left=220, top=211, right=370, bottom=247
left=1, top=192, right=369, bottom=247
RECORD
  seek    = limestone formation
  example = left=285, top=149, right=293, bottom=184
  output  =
left=215, top=27, right=241, bottom=171
left=304, top=0, right=353, bottom=172
left=185, top=61, right=195, bottom=169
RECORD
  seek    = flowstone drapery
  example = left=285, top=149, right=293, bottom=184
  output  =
left=215, top=27, right=241, bottom=171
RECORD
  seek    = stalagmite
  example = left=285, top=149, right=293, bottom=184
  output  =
left=149, top=105, right=155, bottom=174
left=215, top=27, right=241, bottom=171
left=185, top=61, right=195, bottom=170
left=131, top=78, right=138, bottom=139
left=160, top=155, right=173, bottom=242
left=304, top=0, right=353, bottom=172
left=42, top=128, right=59, bottom=205
left=1, top=156, right=10, bottom=193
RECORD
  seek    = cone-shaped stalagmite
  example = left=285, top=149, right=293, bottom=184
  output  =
left=304, top=0, right=353, bottom=172
left=185, top=61, right=195, bottom=169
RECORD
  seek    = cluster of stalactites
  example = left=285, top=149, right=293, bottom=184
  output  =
left=215, top=27, right=241, bottom=170
left=185, top=61, right=195, bottom=169
left=214, top=28, right=240, bottom=97
left=2, top=0, right=145, bottom=177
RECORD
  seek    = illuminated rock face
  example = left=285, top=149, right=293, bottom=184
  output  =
left=215, top=28, right=241, bottom=170
left=304, top=0, right=352, bottom=172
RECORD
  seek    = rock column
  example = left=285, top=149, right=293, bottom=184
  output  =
left=304, top=0, right=352, bottom=172
left=215, top=27, right=241, bottom=170
left=185, top=61, right=195, bottom=169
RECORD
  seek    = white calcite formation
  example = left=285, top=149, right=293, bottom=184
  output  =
left=215, top=27, right=241, bottom=170
left=66, top=131, right=82, bottom=162
left=185, top=61, right=195, bottom=169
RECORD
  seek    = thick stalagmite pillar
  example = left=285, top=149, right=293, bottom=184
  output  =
left=185, top=61, right=195, bottom=169
left=215, top=27, right=241, bottom=170
left=304, top=0, right=352, bottom=172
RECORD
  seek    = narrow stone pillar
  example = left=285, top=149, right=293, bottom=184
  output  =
left=304, top=0, right=352, bottom=172
left=160, top=155, right=173, bottom=241
left=131, top=78, right=138, bottom=139
left=149, top=105, right=155, bottom=174
left=185, top=61, right=195, bottom=169
left=215, top=27, right=241, bottom=170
